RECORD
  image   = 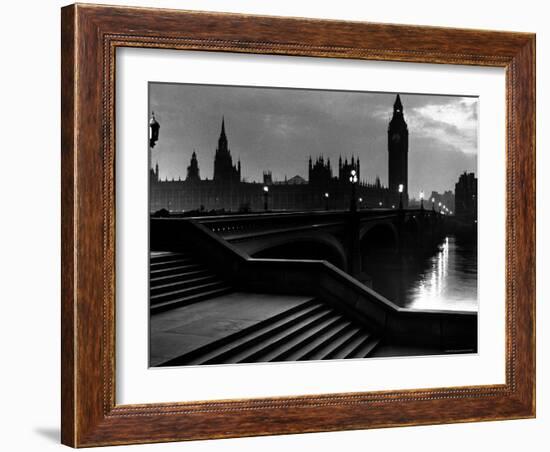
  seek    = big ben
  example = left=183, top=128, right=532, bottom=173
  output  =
left=387, top=94, right=408, bottom=207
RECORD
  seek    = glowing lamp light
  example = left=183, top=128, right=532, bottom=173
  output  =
left=263, top=186, right=269, bottom=193
left=324, top=192, right=329, bottom=198
left=431, top=198, right=435, bottom=203
left=398, top=183, right=404, bottom=193
left=420, top=191, right=424, bottom=200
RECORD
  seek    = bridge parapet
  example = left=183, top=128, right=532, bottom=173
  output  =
left=197, top=210, right=349, bottom=239
left=192, top=208, right=438, bottom=238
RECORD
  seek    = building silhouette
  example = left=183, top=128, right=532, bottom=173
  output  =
left=213, top=117, right=241, bottom=184
left=150, top=95, right=409, bottom=213
left=308, top=156, right=333, bottom=186
left=455, top=172, right=477, bottom=218
left=429, top=190, right=455, bottom=212
left=186, top=150, right=200, bottom=182
left=387, top=94, right=409, bottom=207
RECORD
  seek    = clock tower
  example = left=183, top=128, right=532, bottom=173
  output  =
left=388, top=94, right=409, bottom=207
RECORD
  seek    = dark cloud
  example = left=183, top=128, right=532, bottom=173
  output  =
left=149, top=83, right=477, bottom=197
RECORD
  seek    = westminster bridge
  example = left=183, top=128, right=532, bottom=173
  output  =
left=190, top=208, right=446, bottom=277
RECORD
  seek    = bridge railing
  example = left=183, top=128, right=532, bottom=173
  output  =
left=195, top=210, right=349, bottom=237
left=191, top=208, right=433, bottom=239
left=150, top=216, right=475, bottom=350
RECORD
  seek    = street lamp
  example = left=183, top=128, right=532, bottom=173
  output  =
left=349, top=169, right=358, bottom=212
left=324, top=192, right=329, bottom=210
left=438, top=201, right=442, bottom=213
left=149, top=112, right=160, bottom=148
left=431, top=197, right=435, bottom=211
left=398, top=183, right=404, bottom=210
left=420, top=190, right=424, bottom=210
left=379, top=201, right=383, bottom=207
left=263, top=185, right=269, bottom=211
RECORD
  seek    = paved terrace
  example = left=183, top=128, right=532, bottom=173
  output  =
left=150, top=293, right=312, bottom=366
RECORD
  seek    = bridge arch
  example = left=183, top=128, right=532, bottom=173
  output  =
left=249, top=233, right=347, bottom=270
left=359, top=221, right=398, bottom=248
left=359, top=223, right=398, bottom=272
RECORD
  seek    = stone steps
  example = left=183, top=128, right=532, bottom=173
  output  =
left=150, top=262, right=207, bottom=278
left=158, top=297, right=380, bottom=366
left=150, top=287, right=234, bottom=314
left=150, top=251, right=232, bottom=313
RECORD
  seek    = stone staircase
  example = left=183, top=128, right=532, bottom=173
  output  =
left=158, top=297, right=380, bottom=367
left=150, top=251, right=232, bottom=314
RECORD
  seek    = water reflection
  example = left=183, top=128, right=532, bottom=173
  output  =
left=362, top=236, right=477, bottom=312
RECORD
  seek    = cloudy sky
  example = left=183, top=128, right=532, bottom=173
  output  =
left=149, top=83, right=478, bottom=198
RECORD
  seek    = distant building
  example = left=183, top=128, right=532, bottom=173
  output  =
left=186, top=150, right=200, bottom=182
left=429, top=190, right=455, bottom=212
left=455, top=172, right=477, bottom=218
left=213, top=117, right=241, bottom=184
left=150, top=95, right=409, bottom=213
left=388, top=94, right=409, bottom=207
left=284, top=175, right=307, bottom=185
left=308, top=156, right=334, bottom=186
left=263, top=171, right=273, bottom=185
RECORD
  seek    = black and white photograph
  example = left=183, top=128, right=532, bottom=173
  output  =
left=148, top=83, right=479, bottom=367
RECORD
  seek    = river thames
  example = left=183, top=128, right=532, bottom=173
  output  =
left=363, top=235, right=478, bottom=312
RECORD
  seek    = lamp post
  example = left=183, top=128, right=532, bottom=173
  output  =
left=149, top=112, right=160, bottom=148
left=348, top=170, right=360, bottom=277
left=349, top=169, right=358, bottom=212
left=420, top=190, right=424, bottom=211
left=379, top=201, right=383, bottom=208
left=324, top=192, right=329, bottom=211
left=398, top=183, right=404, bottom=210
left=431, top=197, right=435, bottom=211
left=438, top=201, right=442, bottom=213
left=263, top=185, right=269, bottom=212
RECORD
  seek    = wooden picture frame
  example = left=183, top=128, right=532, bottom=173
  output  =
left=61, top=3, right=535, bottom=447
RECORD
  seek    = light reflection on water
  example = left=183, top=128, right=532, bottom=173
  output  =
left=363, top=236, right=478, bottom=312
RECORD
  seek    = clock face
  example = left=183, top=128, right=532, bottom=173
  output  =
left=392, top=133, right=400, bottom=143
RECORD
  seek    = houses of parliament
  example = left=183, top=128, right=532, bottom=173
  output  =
left=150, top=95, right=409, bottom=213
